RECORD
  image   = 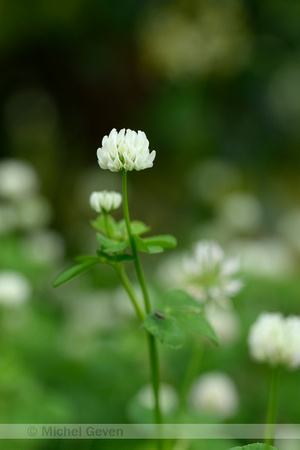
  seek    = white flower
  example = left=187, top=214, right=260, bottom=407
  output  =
left=97, top=128, right=156, bottom=172
left=136, top=383, right=178, bottom=415
left=0, top=159, right=39, bottom=200
left=182, top=241, right=243, bottom=307
left=89, top=190, right=122, bottom=213
left=248, top=312, right=300, bottom=370
left=190, top=371, right=239, bottom=419
left=0, top=271, right=32, bottom=306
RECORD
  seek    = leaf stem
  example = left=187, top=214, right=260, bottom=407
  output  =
left=265, top=366, right=281, bottom=446
left=122, top=170, right=163, bottom=428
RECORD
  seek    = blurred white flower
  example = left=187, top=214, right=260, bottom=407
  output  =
left=0, top=271, right=32, bottom=306
left=22, top=230, right=65, bottom=264
left=206, top=304, right=241, bottom=346
left=0, top=159, right=39, bottom=200
left=97, top=128, right=156, bottom=172
left=182, top=241, right=242, bottom=307
left=248, top=312, right=300, bottom=370
left=89, top=190, right=122, bottom=213
left=190, top=371, right=239, bottom=419
left=136, top=383, right=178, bottom=415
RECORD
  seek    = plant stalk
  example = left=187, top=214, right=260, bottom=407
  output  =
left=265, top=366, right=281, bottom=446
left=177, top=337, right=203, bottom=418
left=116, top=265, right=145, bottom=322
left=122, top=170, right=163, bottom=427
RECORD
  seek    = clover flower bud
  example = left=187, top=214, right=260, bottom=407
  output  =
left=89, top=191, right=122, bottom=214
left=182, top=240, right=243, bottom=307
left=248, top=312, right=300, bottom=370
left=97, top=128, right=156, bottom=172
left=190, top=371, right=239, bottom=419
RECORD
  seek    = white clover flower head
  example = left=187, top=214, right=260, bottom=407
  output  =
left=190, top=371, right=239, bottom=419
left=136, top=383, right=178, bottom=415
left=248, top=312, right=300, bottom=370
left=0, top=271, right=32, bottom=306
left=97, top=128, right=156, bottom=172
left=182, top=240, right=243, bottom=307
left=89, top=190, right=122, bottom=214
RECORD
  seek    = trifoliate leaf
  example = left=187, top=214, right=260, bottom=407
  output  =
left=148, top=289, right=219, bottom=346
left=53, top=258, right=100, bottom=287
left=144, top=312, right=185, bottom=348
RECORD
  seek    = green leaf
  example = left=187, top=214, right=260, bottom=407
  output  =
left=132, top=234, right=150, bottom=253
left=116, top=219, right=151, bottom=238
left=131, top=221, right=151, bottom=236
left=105, top=241, right=128, bottom=252
left=163, top=289, right=218, bottom=346
left=143, top=234, right=177, bottom=249
left=164, top=289, right=203, bottom=313
left=91, top=214, right=117, bottom=233
left=113, top=254, right=135, bottom=262
left=230, top=445, right=277, bottom=450
left=96, top=250, right=134, bottom=263
left=53, top=258, right=100, bottom=287
left=144, top=312, right=185, bottom=348
left=96, top=233, right=128, bottom=253
left=147, top=245, right=164, bottom=254
left=172, top=311, right=219, bottom=346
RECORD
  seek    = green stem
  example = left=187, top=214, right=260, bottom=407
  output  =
left=177, top=337, right=204, bottom=419
left=116, top=265, right=145, bottom=322
left=265, top=366, right=281, bottom=446
left=122, top=170, right=151, bottom=313
left=122, top=170, right=163, bottom=428
left=103, top=212, right=112, bottom=238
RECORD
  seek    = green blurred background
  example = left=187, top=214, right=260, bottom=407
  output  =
left=1, top=0, right=300, bottom=449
